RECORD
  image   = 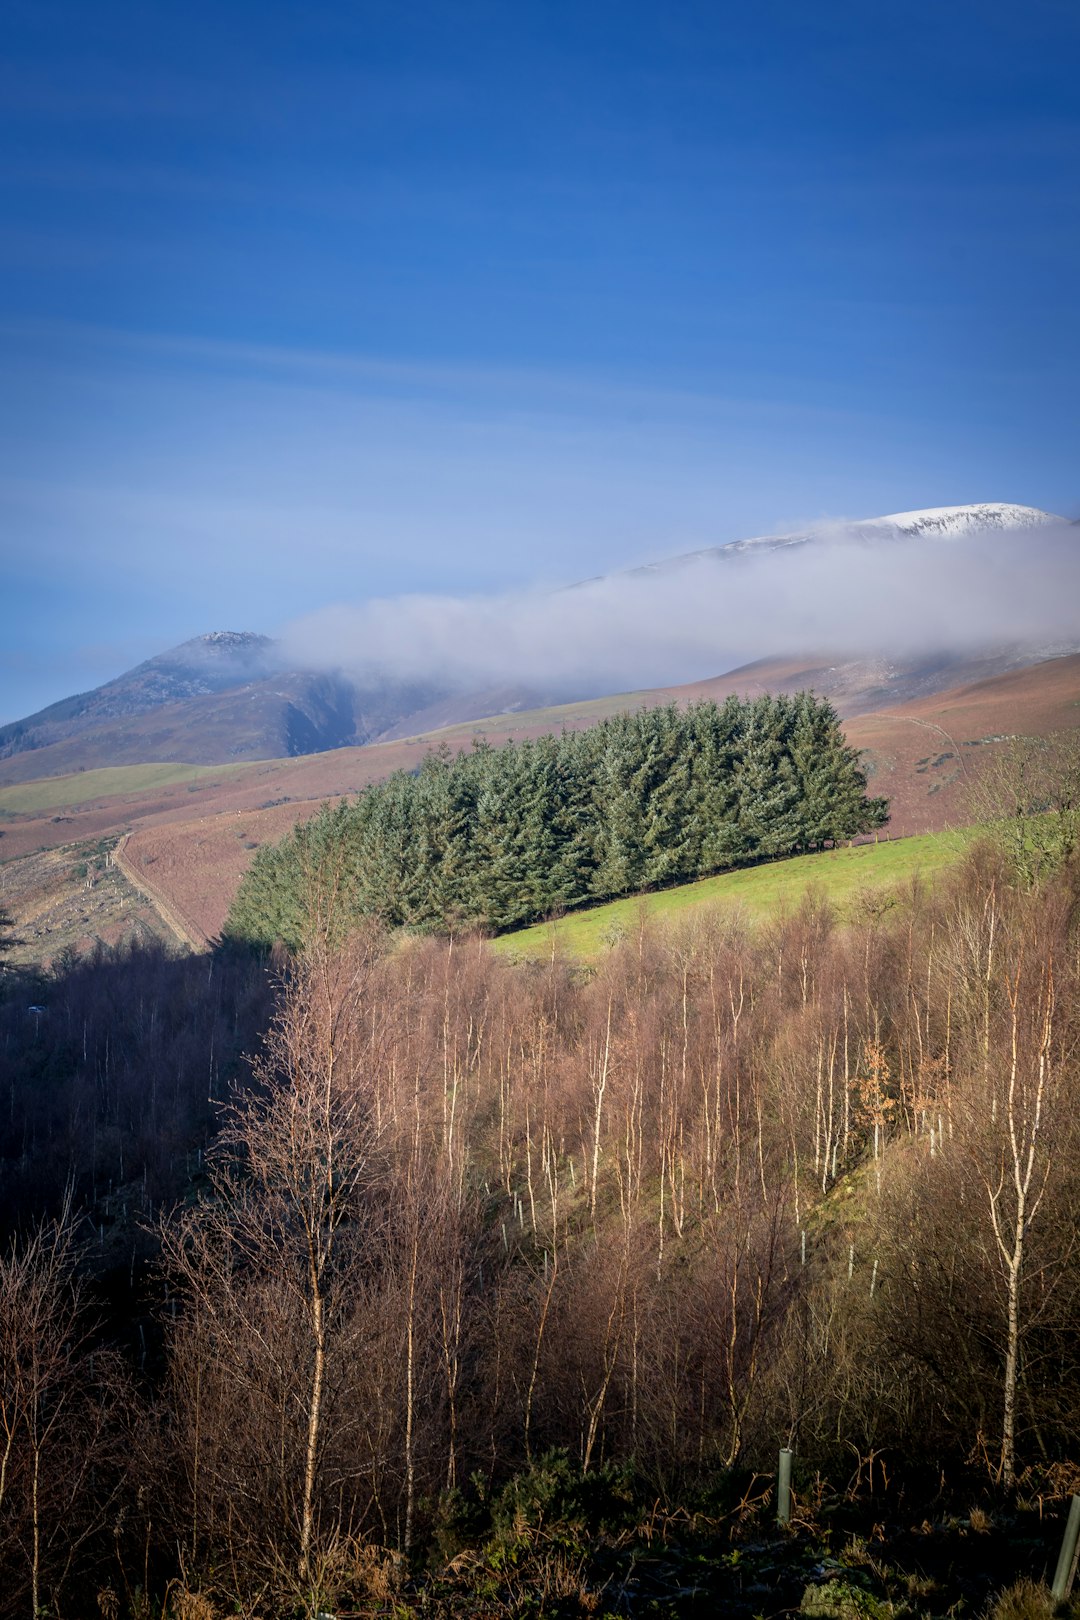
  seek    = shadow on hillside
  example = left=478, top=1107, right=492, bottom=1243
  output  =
left=0, top=940, right=274, bottom=1245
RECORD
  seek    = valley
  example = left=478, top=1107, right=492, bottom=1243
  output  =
left=3, top=523, right=1078, bottom=1619
left=5, top=3, right=1079, bottom=1608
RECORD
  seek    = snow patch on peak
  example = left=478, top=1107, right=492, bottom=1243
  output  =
left=193, top=631, right=270, bottom=649
left=850, top=503, right=1062, bottom=540
left=154, top=631, right=275, bottom=667
left=630, top=503, right=1066, bottom=576
left=729, top=502, right=1062, bottom=553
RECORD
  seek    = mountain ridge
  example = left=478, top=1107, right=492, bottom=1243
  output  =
left=625, top=501, right=1062, bottom=574
left=1, top=501, right=1071, bottom=782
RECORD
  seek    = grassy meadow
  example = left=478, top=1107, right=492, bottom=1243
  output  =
left=0, top=758, right=265, bottom=816
left=493, top=825, right=978, bottom=960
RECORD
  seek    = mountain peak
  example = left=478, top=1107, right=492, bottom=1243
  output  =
left=630, top=501, right=1064, bottom=575
left=196, top=630, right=267, bottom=647
left=727, top=500, right=1060, bottom=551
left=2, top=499, right=1072, bottom=780
left=155, top=630, right=273, bottom=662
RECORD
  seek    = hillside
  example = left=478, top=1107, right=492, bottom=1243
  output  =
left=3, top=650, right=1079, bottom=958
left=494, top=827, right=977, bottom=960
left=2, top=636, right=1066, bottom=793
left=2, top=502, right=1071, bottom=785
left=1, top=632, right=272, bottom=758
left=6, top=825, right=1080, bottom=1619
left=223, top=693, right=887, bottom=947
left=0, top=834, right=187, bottom=966
left=0, top=632, right=452, bottom=783
left=631, top=499, right=1062, bottom=571
left=115, top=652, right=1080, bottom=945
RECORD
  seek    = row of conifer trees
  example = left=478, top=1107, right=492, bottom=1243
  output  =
left=226, top=694, right=888, bottom=946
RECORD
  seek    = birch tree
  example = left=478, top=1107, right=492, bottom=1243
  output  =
left=163, top=944, right=382, bottom=1602
left=983, top=943, right=1057, bottom=1488
left=0, top=1208, right=127, bottom=1620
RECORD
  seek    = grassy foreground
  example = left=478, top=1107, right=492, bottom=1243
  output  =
left=0, top=758, right=265, bottom=815
left=493, top=826, right=978, bottom=960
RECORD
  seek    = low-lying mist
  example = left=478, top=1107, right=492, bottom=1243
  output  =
left=279, top=522, right=1080, bottom=698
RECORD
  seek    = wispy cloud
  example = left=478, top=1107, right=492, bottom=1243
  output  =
left=0, top=317, right=863, bottom=425
left=0, top=320, right=891, bottom=609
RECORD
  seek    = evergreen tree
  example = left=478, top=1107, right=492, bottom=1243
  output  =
left=686, top=697, right=747, bottom=872
left=734, top=696, right=801, bottom=857
left=789, top=693, right=888, bottom=848
left=590, top=716, right=649, bottom=898
left=225, top=692, right=890, bottom=946
left=640, top=705, right=695, bottom=886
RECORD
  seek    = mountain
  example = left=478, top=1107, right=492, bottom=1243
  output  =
left=0, top=632, right=454, bottom=783
left=1, top=632, right=274, bottom=749
left=1, top=501, right=1071, bottom=784
left=7, top=648, right=1080, bottom=958
left=625, top=501, right=1062, bottom=574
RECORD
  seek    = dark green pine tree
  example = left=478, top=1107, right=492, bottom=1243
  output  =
left=222, top=837, right=291, bottom=949
left=466, top=734, right=579, bottom=928
left=410, top=745, right=483, bottom=928
left=590, top=715, right=650, bottom=898
left=789, top=693, right=888, bottom=847
left=470, top=740, right=542, bottom=928
left=513, top=735, right=573, bottom=922
left=358, top=771, right=427, bottom=926
left=639, top=705, right=695, bottom=887
left=734, top=696, right=802, bottom=858
left=547, top=725, right=602, bottom=908
left=224, top=689, right=890, bottom=945
left=685, top=697, right=747, bottom=873
left=224, top=799, right=360, bottom=951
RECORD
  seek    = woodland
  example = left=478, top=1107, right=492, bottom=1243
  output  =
left=225, top=695, right=888, bottom=946
left=1, top=726, right=1079, bottom=1618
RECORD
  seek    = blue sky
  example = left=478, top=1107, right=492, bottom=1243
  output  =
left=2, top=0, right=1079, bottom=720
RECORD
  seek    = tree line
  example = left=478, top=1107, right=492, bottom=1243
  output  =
left=2, top=838, right=1079, bottom=1614
left=225, top=693, right=889, bottom=948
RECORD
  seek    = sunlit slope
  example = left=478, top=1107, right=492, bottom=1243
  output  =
left=6, top=653, right=1077, bottom=950
left=492, top=827, right=977, bottom=960
left=0, top=759, right=266, bottom=815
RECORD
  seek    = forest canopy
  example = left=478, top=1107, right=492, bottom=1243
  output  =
left=225, top=694, right=888, bottom=948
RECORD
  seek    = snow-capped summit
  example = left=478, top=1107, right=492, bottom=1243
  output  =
left=839, top=502, right=1061, bottom=540
left=633, top=502, right=1063, bottom=574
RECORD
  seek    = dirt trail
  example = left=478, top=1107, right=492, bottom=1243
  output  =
left=112, top=833, right=208, bottom=952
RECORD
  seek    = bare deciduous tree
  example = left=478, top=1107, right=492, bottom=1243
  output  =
left=0, top=1206, right=128, bottom=1620
left=967, top=732, right=1080, bottom=888
left=162, top=943, right=384, bottom=1600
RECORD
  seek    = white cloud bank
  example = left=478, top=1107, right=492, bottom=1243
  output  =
left=278, top=521, right=1080, bottom=698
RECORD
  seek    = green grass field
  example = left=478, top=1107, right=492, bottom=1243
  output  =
left=0, top=759, right=264, bottom=815
left=493, top=827, right=978, bottom=961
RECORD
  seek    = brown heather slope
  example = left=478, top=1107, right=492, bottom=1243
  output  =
left=3, top=639, right=1054, bottom=788
left=846, top=653, right=1080, bottom=836
left=4, top=653, right=1080, bottom=953
left=104, top=653, right=1080, bottom=946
